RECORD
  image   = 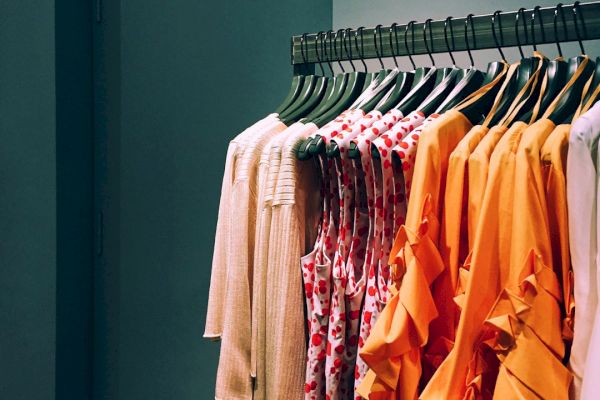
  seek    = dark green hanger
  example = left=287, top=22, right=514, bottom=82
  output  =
left=437, top=16, right=485, bottom=113
left=420, top=16, right=478, bottom=116
left=274, top=75, right=305, bottom=115
left=281, top=32, right=332, bottom=124
left=375, top=21, right=424, bottom=116
left=327, top=33, right=404, bottom=158
left=308, top=26, right=386, bottom=156
left=519, top=6, right=568, bottom=122
left=549, top=2, right=595, bottom=124
left=276, top=34, right=318, bottom=121
left=296, top=30, right=349, bottom=160
left=484, top=8, right=542, bottom=126
left=457, top=11, right=509, bottom=123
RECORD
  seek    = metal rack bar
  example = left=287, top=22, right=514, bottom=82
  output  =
left=291, top=2, right=600, bottom=67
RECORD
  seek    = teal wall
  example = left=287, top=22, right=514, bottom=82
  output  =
left=0, top=1, right=94, bottom=399
left=0, top=2, right=57, bottom=399
left=94, top=1, right=332, bottom=399
left=333, top=0, right=600, bottom=71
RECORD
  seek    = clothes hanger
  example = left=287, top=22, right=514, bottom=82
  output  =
left=276, top=33, right=319, bottom=119
left=302, top=31, right=338, bottom=121
left=359, top=23, right=412, bottom=113
left=311, top=29, right=366, bottom=129
left=369, top=19, right=459, bottom=158
left=486, top=8, right=543, bottom=126
left=355, top=27, right=378, bottom=91
left=296, top=32, right=336, bottom=160
left=375, top=20, right=426, bottom=114
left=327, top=24, right=408, bottom=158
left=307, top=27, right=367, bottom=155
left=280, top=33, right=331, bottom=124
left=457, top=11, right=514, bottom=125
left=297, top=30, right=352, bottom=160
left=477, top=11, right=509, bottom=87
left=348, top=21, right=425, bottom=159
left=425, top=15, right=485, bottom=115
left=304, top=30, right=350, bottom=123
left=518, top=5, right=568, bottom=122
left=393, top=20, right=444, bottom=116
left=548, top=1, right=595, bottom=124
left=437, top=15, right=486, bottom=113
left=274, top=35, right=307, bottom=114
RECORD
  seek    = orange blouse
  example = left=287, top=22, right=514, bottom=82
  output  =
left=423, top=125, right=490, bottom=383
left=357, top=110, right=474, bottom=400
left=541, top=124, right=574, bottom=341
left=421, top=121, right=529, bottom=399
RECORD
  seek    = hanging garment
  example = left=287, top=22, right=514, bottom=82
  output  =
left=581, top=102, right=600, bottom=400
left=568, top=98, right=600, bottom=399
left=252, top=123, right=309, bottom=400
left=356, top=67, right=509, bottom=400
left=424, top=55, right=588, bottom=399
left=325, top=110, right=382, bottom=399
left=541, top=124, right=574, bottom=344
left=265, top=125, right=321, bottom=399
left=352, top=109, right=404, bottom=396
left=205, top=113, right=283, bottom=339
left=303, top=110, right=366, bottom=400
left=393, top=113, right=441, bottom=202
left=213, top=118, right=289, bottom=400
left=426, top=63, right=531, bottom=382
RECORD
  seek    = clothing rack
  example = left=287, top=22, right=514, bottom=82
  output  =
left=291, top=2, right=600, bottom=74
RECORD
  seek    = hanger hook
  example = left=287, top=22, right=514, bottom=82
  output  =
left=322, top=31, right=334, bottom=76
left=300, top=33, right=308, bottom=65
left=492, top=10, right=507, bottom=62
left=404, top=21, right=417, bottom=70
left=515, top=8, right=528, bottom=59
left=374, top=24, right=385, bottom=69
left=530, top=6, right=546, bottom=52
left=444, top=16, right=457, bottom=66
left=423, top=18, right=435, bottom=66
left=343, top=28, right=356, bottom=72
left=464, top=14, right=476, bottom=67
left=573, top=1, right=587, bottom=54
left=333, top=29, right=346, bottom=72
left=389, top=23, right=399, bottom=67
left=314, top=31, right=325, bottom=75
left=354, top=27, right=368, bottom=72
left=554, top=3, right=567, bottom=58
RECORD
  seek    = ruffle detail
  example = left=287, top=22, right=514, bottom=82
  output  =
left=356, top=194, right=445, bottom=398
left=464, top=250, right=571, bottom=399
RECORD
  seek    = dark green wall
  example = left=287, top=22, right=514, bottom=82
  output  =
left=0, top=1, right=94, bottom=399
left=94, top=1, right=332, bottom=399
left=0, top=1, right=57, bottom=399
left=55, top=0, right=94, bottom=398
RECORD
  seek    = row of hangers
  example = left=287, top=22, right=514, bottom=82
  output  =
left=275, top=2, right=600, bottom=161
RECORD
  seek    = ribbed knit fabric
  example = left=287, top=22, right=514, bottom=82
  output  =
left=251, top=122, right=307, bottom=400
left=213, top=120, right=287, bottom=400
left=265, top=125, right=320, bottom=399
left=205, top=114, right=280, bottom=339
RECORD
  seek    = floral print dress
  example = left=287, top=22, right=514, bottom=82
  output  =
left=302, top=110, right=365, bottom=400
left=349, top=109, right=403, bottom=398
left=324, top=110, right=381, bottom=399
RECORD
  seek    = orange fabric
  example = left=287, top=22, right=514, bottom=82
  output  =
left=466, top=126, right=508, bottom=250
left=421, top=121, right=528, bottom=399
left=490, top=117, right=571, bottom=399
left=423, top=56, right=588, bottom=399
left=357, top=110, right=473, bottom=399
left=423, top=125, right=489, bottom=382
left=482, top=252, right=572, bottom=399
left=541, top=124, right=574, bottom=341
